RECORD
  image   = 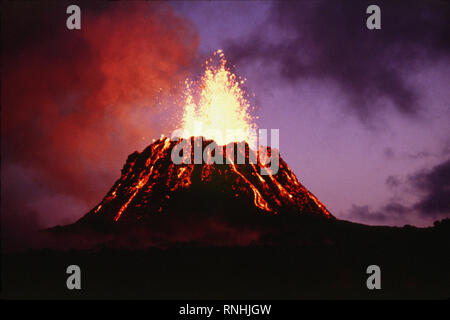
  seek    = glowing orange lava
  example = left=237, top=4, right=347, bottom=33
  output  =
left=180, top=50, right=257, bottom=146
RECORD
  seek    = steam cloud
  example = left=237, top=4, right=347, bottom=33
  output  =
left=1, top=1, right=199, bottom=248
left=226, top=0, right=449, bottom=121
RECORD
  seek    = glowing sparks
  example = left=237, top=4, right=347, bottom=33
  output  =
left=180, top=50, right=257, bottom=146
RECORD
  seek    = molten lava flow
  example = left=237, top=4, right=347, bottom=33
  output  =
left=180, top=50, right=257, bottom=146
left=230, top=162, right=272, bottom=212
left=79, top=137, right=334, bottom=226
left=114, top=170, right=152, bottom=221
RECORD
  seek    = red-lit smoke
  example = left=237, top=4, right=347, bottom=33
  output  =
left=2, top=2, right=198, bottom=231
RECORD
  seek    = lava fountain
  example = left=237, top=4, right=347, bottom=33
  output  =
left=179, top=49, right=257, bottom=146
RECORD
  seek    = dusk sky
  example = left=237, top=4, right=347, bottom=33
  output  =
left=2, top=0, right=449, bottom=241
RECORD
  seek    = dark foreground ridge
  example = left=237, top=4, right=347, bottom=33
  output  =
left=3, top=219, right=450, bottom=299
left=2, top=137, right=449, bottom=299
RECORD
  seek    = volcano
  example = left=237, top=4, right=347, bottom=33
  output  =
left=61, top=136, right=334, bottom=246
left=50, top=50, right=335, bottom=247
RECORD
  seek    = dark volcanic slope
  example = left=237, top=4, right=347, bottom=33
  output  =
left=77, top=136, right=333, bottom=226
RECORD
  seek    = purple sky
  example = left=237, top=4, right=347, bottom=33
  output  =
left=2, top=0, right=449, bottom=238
left=170, top=0, right=450, bottom=226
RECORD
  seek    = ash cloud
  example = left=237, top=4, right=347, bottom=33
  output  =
left=410, top=159, right=450, bottom=217
left=1, top=1, right=199, bottom=249
left=347, top=158, right=450, bottom=225
left=226, top=0, right=450, bottom=121
left=347, top=202, right=409, bottom=224
left=386, top=175, right=401, bottom=189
